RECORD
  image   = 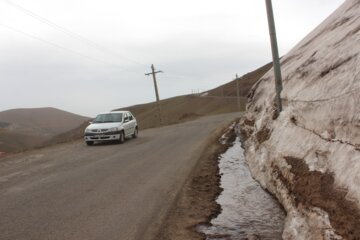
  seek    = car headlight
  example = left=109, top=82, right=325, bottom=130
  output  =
left=85, top=128, right=91, bottom=133
left=109, top=127, right=118, bottom=132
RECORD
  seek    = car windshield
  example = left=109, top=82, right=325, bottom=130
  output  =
left=93, top=113, right=123, bottom=123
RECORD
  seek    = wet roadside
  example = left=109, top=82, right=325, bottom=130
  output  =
left=157, top=121, right=285, bottom=240
left=198, top=131, right=285, bottom=239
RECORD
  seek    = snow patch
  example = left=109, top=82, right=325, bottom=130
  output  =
left=241, top=0, right=360, bottom=238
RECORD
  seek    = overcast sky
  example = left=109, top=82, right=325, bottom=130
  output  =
left=0, top=0, right=345, bottom=117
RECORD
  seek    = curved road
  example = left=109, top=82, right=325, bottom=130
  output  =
left=0, top=113, right=239, bottom=240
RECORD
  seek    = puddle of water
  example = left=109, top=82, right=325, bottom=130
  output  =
left=199, top=137, right=285, bottom=240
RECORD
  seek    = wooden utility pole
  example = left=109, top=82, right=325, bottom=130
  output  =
left=265, top=0, right=283, bottom=116
left=236, top=74, right=240, bottom=111
left=145, top=64, right=163, bottom=125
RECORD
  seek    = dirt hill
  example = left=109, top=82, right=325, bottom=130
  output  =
left=0, top=107, right=89, bottom=152
left=0, top=107, right=89, bottom=135
left=206, top=62, right=272, bottom=97
left=118, top=62, right=272, bottom=129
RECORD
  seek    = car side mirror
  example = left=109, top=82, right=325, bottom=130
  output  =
left=89, top=121, right=93, bottom=124
left=124, top=117, right=129, bottom=123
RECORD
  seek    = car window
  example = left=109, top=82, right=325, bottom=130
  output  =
left=93, top=113, right=122, bottom=123
left=112, top=113, right=122, bottom=122
left=128, top=113, right=133, bottom=120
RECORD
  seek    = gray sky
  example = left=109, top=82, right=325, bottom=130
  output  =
left=0, top=0, right=345, bottom=117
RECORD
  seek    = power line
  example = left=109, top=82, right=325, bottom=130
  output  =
left=2, top=0, right=148, bottom=67
left=1, top=0, right=199, bottom=82
left=164, top=72, right=191, bottom=79
left=0, top=23, right=143, bottom=74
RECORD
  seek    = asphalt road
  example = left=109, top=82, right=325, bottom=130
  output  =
left=0, top=113, right=239, bottom=240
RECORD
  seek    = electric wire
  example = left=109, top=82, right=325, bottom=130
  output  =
left=1, top=0, right=198, bottom=79
left=0, top=23, right=143, bottom=74
left=2, top=0, right=149, bottom=68
left=164, top=72, right=192, bottom=79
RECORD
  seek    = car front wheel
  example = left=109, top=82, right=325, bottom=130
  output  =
left=119, top=131, right=125, bottom=144
left=132, top=127, right=138, bottom=138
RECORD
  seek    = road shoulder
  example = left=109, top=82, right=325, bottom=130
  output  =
left=156, top=121, right=237, bottom=240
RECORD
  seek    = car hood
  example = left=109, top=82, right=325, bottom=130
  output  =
left=86, top=122, right=123, bottom=130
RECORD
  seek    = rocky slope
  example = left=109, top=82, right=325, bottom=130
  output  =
left=240, top=0, right=360, bottom=239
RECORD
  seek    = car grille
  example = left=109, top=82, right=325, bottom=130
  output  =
left=91, top=129, right=108, bottom=133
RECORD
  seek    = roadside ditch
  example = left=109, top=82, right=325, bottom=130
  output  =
left=157, top=121, right=285, bottom=240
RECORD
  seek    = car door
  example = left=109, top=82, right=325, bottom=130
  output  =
left=123, top=113, right=131, bottom=136
left=128, top=112, right=136, bottom=133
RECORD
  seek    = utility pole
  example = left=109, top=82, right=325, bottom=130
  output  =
left=145, top=64, right=163, bottom=125
left=236, top=74, right=240, bottom=111
left=265, top=0, right=283, bottom=116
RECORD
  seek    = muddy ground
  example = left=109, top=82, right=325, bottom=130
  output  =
left=156, top=123, right=237, bottom=240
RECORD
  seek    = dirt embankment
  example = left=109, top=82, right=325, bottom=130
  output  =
left=157, top=122, right=237, bottom=240
left=284, top=157, right=360, bottom=239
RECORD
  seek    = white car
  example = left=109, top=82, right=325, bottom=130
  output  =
left=84, top=111, right=138, bottom=146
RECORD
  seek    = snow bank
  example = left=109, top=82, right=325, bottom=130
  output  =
left=241, top=0, right=360, bottom=239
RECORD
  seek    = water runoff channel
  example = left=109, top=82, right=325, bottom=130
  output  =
left=198, top=123, right=285, bottom=239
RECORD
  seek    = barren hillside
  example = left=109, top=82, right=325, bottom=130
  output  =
left=0, top=107, right=89, bottom=135
left=207, top=62, right=272, bottom=97
left=118, top=63, right=272, bottom=129
left=0, top=107, right=89, bottom=152
left=240, top=0, right=360, bottom=239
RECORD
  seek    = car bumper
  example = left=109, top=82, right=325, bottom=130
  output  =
left=84, top=131, right=121, bottom=141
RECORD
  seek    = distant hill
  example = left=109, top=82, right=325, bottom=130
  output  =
left=0, top=107, right=89, bottom=135
left=0, top=129, right=45, bottom=153
left=0, top=107, right=89, bottom=152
